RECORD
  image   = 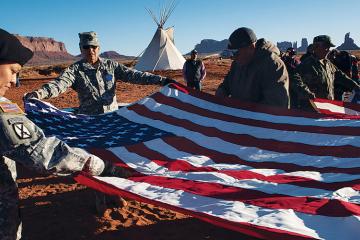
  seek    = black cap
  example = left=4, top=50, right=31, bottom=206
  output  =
left=0, top=28, right=33, bottom=66
left=228, top=27, right=257, bottom=49
left=191, top=49, right=198, bottom=54
left=286, top=47, right=296, bottom=55
left=313, top=35, right=335, bottom=47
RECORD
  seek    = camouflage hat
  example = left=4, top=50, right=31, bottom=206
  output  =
left=313, top=35, right=335, bottom=47
left=79, top=31, right=100, bottom=47
left=228, top=27, right=257, bottom=49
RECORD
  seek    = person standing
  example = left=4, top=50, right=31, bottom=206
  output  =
left=290, top=35, right=360, bottom=110
left=24, top=31, right=175, bottom=114
left=216, top=27, right=290, bottom=108
left=282, top=47, right=300, bottom=74
left=183, top=49, right=206, bottom=91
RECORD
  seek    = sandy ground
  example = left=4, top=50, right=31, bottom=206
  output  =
left=5, top=58, right=258, bottom=239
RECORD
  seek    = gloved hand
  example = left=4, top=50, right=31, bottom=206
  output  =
left=24, top=91, right=39, bottom=100
left=100, top=161, right=133, bottom=178
left=161, top=78, right=178, bottom=86
left=308, top=92, right=316, bottom=100
left=342, top=91, right=355, bottom=102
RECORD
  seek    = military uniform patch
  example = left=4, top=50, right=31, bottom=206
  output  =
left=0, top=102, right=23, bottom=114
left=12, top=122, right=31, bottom=139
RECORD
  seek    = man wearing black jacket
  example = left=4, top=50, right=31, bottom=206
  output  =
left=183, top=50, right=206, bottom=90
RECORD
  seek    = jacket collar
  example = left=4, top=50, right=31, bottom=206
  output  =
left=80, top=57, right=106, bottom=70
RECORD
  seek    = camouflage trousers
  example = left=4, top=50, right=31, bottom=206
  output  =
left=0, top=157, right=22, bottom=240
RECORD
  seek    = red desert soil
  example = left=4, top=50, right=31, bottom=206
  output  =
left=6, top=59, right=258, bottom=239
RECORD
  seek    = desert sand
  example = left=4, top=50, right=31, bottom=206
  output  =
left=6, top=58, right=258, bottom=240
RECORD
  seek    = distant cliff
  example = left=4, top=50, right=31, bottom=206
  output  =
left=100, top=51, right=135, bottom=60
left=15, top=35, right=135, bottom=65
left=15, top=35, right=75, bottom=65
left=191, top=39, right=229, bottom=54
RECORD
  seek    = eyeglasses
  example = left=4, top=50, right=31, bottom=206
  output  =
left=82, top=45, right=98, bottom=50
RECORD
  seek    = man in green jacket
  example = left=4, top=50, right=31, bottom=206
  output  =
left=216, top=27, right=290, bottom=109
left=290, top=35, right=360, bottom=111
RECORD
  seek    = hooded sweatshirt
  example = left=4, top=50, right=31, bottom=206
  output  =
left=217, top=39, right=290, bottom=108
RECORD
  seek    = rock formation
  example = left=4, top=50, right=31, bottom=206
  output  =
left=192, top=39, right=229, bottom=54
left=15, top=35, right=75, bottom=65
left=277, top=41, right=297, bottom=52
left=100, top=51, right=134, bottom=60
left=337, top=33, right=360, bottom=50
left=297, top=38, right=309, bottom=53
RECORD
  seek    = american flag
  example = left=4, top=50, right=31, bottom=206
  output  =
left=312, top=98, right=360, bottom=117
left=25, top=84, right=360, bottom=240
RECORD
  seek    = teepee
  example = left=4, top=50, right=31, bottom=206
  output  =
left=135, top=2, right=185, bottom=71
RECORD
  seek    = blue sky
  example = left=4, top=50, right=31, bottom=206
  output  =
left=1, top=0, right=359, bottom=56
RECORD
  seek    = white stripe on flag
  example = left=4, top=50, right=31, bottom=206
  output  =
left=94, top=176, right=360, bottom=240
left=143, top=138, right=360, bottom=183
left=109, top=146, right=360, bottom=204
left=138, top=97, right=360, bottom=147
left=116, top=108, right=360, bottom=169
left=160, top=87, right=360, bottom=127
left=314, top=102, right=360, bottom=116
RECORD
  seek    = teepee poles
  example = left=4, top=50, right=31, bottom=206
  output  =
left=145, top=1, right=179, bottom=28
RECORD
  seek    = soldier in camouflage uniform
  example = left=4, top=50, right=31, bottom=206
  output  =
left=290, top=35, right=360, bottom=111
left=25, top=31, right=175, bottom=212
left=0, top=28, right=130, bottom=240
left=24, top=31, right=175, bottom=114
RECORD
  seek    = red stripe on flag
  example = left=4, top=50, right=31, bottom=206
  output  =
left=129, top=175, right=360, bottom=217
left=314, top=98, right=360, bottom=112
left=151, top=93, right=360, bottom=136
left=125, top=142, right=360, bottom=191
left=75, top=174, right=316, bottom=240
left=128, top=104, right=360, bottom=158
left=88, top=147, right=360, bottom=217
left=163, top=137, right=360, bottom=175
left=167, top=84, right=325, bottom=119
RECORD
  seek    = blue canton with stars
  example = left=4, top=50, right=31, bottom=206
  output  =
left=25, top=99, right=173, bottom=148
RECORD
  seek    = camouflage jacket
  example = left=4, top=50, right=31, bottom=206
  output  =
left=0, top=96, right=104, bottom=176
left=34, top=58, right=166, bottom=114
left=290, top=55, right=360, bottom=110
left=216, top=39, right=290, bottom=108
left=0, top=96, right=104, bottom=239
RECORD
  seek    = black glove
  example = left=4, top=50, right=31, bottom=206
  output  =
left=24, top=92, right=39, bottom=100
left=100, top=161, right=133, bottom=178
left=308, top=92, right=316, bottom=100
left=161, top=78, right=177, bottom=86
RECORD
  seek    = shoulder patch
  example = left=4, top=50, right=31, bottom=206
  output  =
left=13, top=122, right=32, bottom=139
left=0, top=102, right=24, bottom=114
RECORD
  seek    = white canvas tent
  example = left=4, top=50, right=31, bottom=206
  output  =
left=135, top=2, right=185, bottom=71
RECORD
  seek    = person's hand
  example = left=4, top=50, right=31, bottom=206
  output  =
left=342, top=91, right=355, bottom=102
left=161, top=78, right=178, bottom=86
left=308, top=92, right=316, bottom=100
left=23, top=91, right=39, bottom=100
left=100, top=161, right=133, bottom=178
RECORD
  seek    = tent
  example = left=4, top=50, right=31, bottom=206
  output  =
left=135, top=2, right=185, bottom=71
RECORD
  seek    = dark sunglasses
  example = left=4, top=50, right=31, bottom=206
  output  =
left=82, top=45, right=98, bottom=50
